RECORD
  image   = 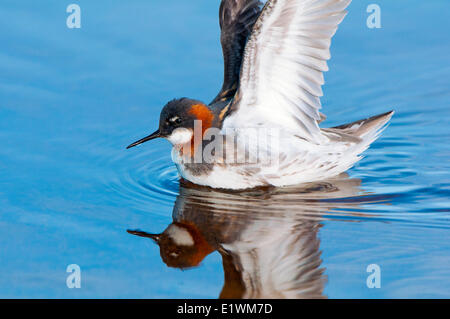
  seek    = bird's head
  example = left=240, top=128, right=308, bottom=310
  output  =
left=127, top=222, right=213, bottom=269
left=126, top=98, right=214, bottom=149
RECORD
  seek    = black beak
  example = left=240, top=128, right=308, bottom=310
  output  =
left=126, top=129, right=161, bottom=149
left=127, top=229, right=161, bottom=243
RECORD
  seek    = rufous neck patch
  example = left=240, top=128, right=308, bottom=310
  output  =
left=188, top=104, right=214, bottom=134
left=175, top=221, right=214, bottom=267
left=179, top=104, right=214, bottom=158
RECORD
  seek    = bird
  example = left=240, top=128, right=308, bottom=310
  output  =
left=126, top=0, right=394, bottom=190
left=127, top=175, right=365, bottom=298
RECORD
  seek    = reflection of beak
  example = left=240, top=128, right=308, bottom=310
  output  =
left=127, top=229, right=161, bottom=243
left=126, top=129, right=161, bottom=149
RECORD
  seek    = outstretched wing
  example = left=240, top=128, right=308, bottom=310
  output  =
left=223, top=0, right=351, bottom=142
left=210, top=0, right=263, bottom=105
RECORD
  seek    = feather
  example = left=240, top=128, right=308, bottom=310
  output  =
left=223, top=0, right=352, bottom=143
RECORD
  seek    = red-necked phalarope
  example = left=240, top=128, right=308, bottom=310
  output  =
left=127, top=0, right=393, bottom=190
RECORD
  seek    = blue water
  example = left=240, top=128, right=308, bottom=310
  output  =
left=1, top=0, right=449, bottom=298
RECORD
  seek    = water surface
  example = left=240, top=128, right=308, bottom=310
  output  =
left=0, top=0, right=449, bottom=298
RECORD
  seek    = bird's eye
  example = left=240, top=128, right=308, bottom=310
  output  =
left=169, top=116, right=182, bottom=125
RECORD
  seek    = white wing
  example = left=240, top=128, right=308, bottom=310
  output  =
left=223, top=0, right=352, bottom=142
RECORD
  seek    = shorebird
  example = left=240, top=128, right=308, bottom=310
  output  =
left=127, top=0, right=393, bottom=189
left=128, top=175, right=364, bottom=298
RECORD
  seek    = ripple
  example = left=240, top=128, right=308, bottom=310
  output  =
left=82, top=122, right=450, bottom=228
left=133, top=156, right=179, bottom=198
left=90, top=138, right=180, bottom=212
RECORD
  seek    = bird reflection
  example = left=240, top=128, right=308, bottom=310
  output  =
left=128, top=174, right=365, bottom=299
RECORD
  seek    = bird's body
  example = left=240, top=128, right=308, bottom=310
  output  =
left=127, top=0, right=393, bottom=190
left=173, top=108, right=392, bottom=189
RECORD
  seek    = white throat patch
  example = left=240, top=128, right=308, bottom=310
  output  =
left=166, top=224, right=194, bottom=246
left=166, top=128, right=193, bottom=145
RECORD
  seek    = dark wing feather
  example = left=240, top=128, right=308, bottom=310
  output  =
left=210, top=0, right=263, bottom=105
